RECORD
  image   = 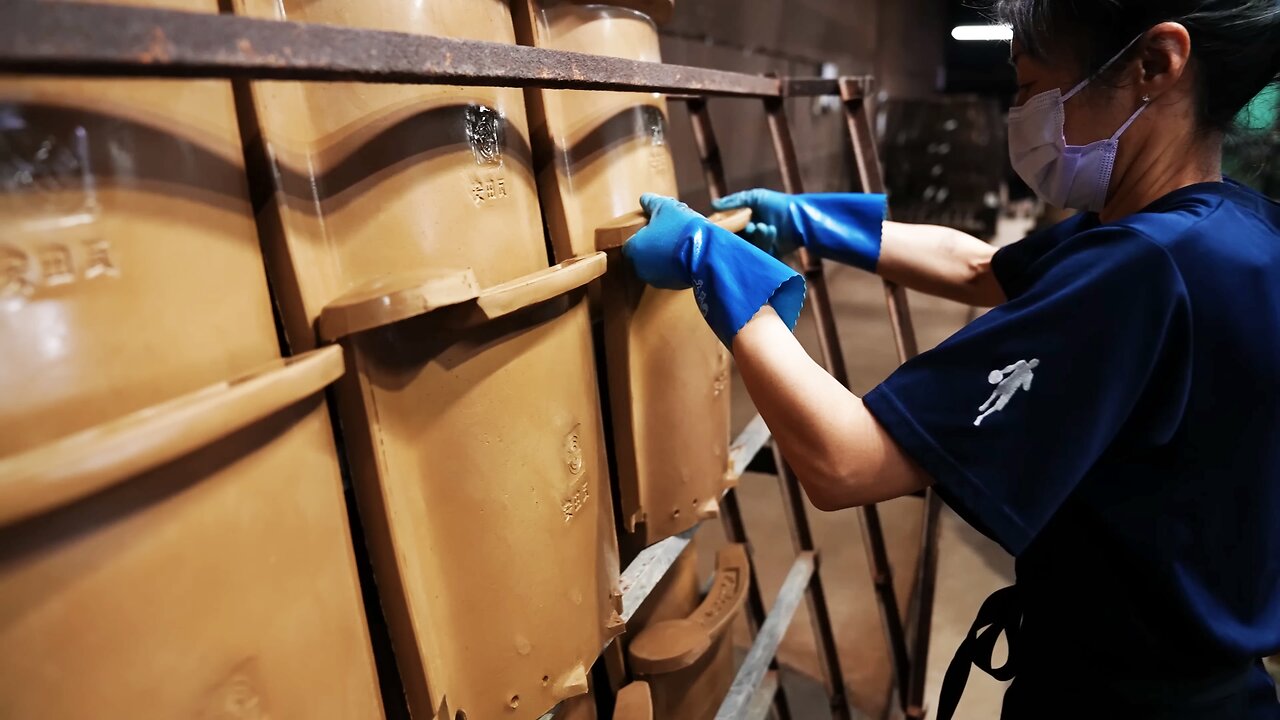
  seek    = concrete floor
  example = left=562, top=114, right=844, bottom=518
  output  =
left=694, top=259, right=1016, bottom=719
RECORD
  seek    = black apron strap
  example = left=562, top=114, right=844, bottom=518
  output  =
left=936, top=584, right=1023, bottom=720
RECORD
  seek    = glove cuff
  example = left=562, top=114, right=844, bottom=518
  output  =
left=791, top=193, right=888, bottom=272
left=685, top=222, right=806, bottom=348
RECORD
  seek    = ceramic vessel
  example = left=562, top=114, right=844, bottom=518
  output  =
left=234, top=2, right=623, bottom=717
left=627, top=544, right=748, bottom=720
left=513, top=0, right=733, bottom=549
left=0, top=2, right=382, bottom=714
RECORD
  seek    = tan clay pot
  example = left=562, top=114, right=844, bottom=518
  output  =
left=0, top=74, right=277, bottom=452
left=233, top=2, right=623, bottom=718
left=513, top=0, right=733, bottom=549
left=0, top=349, right=385, bottom=719
left=626, top=544, right=749, bottom=720
left=0, top=2, right=383, bottom=714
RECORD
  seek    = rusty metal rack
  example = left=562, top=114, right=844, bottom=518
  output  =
left=0, top=3, right=939, bottom=718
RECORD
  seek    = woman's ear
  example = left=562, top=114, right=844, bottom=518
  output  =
left=1139, top=22, right=1192, bottom=98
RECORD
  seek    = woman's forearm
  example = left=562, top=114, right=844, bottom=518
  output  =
left=876, top=221, right=1005, bottom=307
left=732, top=305, right=932, bottom=510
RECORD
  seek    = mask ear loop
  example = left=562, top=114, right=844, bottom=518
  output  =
left=1110, top=96, right=1151, bottom=141
left=1062, top=31, right=1150, bottom=103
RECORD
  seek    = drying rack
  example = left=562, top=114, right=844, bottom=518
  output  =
left=0, top=4, right=939, bottom=718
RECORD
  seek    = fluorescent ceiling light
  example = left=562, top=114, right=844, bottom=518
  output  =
left=951, top=25, right=1013, bottom=41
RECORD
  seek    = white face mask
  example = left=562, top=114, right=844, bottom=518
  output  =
left=1008, top=36, right=1151, bottom=212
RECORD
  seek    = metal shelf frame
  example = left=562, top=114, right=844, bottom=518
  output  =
left=0, top=2, right=779, bottom=95
left=0, top=4, right=940, bottom=718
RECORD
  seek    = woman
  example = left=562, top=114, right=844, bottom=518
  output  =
left=625, top=0, right=1280, bottom=717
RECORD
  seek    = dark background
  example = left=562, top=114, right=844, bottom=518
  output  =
left=658, top=0, right=1019, bottom=216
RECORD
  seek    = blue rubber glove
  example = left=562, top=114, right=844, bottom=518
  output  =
left=623, top=193, right=806, bottom=348
left=711, top=189, right=888, bottom=272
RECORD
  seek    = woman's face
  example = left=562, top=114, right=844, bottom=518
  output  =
left=1010, top=39, right=1141, bottom=148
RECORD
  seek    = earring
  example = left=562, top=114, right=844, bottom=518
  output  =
left=1142, top=94, right=1151, bottom=103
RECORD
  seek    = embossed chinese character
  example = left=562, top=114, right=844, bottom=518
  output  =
left=473, top=182, right=486, bottom=203
left=649, top=149, right=665, bottom=173
left=0, top=244, right=35, bottom=300
left=37, top=243, right=74, bottom=285
left=485, top=180, right=496, bottom=200
left=496, top=178, right=507, bottom=198
left=82, top=238, right=118, bottom=279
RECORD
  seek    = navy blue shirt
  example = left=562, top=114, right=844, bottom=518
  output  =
left=864, top=180, right=1280, bottom=716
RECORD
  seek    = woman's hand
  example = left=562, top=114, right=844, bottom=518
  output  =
left=710, top=188, right=804, bottom=258
left=623, top=193, right=806, bottom=348
left=713, top=189, right=888, bottom=272
left=628, top=194, right=933, bottom=511
left=619, top=194, right=704, bottom=290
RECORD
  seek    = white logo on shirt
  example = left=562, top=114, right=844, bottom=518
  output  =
left=974, top=359, right=1040, bottom=427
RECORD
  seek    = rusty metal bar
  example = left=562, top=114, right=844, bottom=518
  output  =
left=719, top=472, right=790, bottom=719
left=764, top=93, right=913, bottom=715
left=718, top=489, right=770, bottom=629
left=838, top=75, right=937, bottom=720
left=0, top=2, right=781, bottom=97
left=771, top=446, right=853, bottom=720
left=724, top=418, right=774, bottom=665
left=716, top=553, right=815, bottom=720
left=906, top=491, right=943, bottom=719
left=780, top=76, right=841, bottom=98
left=683, top=99, right=806, bottom=720
left=718, top=484, right=792, bottom=716
left=838, top=77, right=921, bottom=361
left=686, top=95, right=850, bottom=720
left=684, top=97, right=731, bottom=200
left=762, top=99, right=850, bottom=378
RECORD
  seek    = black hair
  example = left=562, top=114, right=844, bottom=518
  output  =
left=996, top=0, right=1280, bottom=131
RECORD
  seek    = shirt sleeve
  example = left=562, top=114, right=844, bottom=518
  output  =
left=990, top=214, right=1088, bottom=299
left=863, top=227, right=1192, bottom=556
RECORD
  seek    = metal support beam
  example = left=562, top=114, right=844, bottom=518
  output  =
left=745, top=671, right=781, bottom=720
left=684, top=96, right=858, bottom=720
left=771, top=446, right=854, bottom=719
left=716, top=553, right=815, bottom=720
left=838, top=75, right=936, bottom=720
left=720, top=479, right=792, bottom=720
left=622, top=416, right=776, bottom=623
left=780, top=77, right=841, bottom=98
left=602, top=418, right=790, bottom=720
left=907, top=491, right=943, bottom=720
left=620, top=530, right=696, bottom=623
left=684, top=97, right=731, bottom=201
left=764, top=94, right=912, bottom=716
left=718, top=488, right=771, bottom=634
left=729, top=414, right=772, bottom=481
left=837, top=77, right=919, bottom=361
left=0, top=2, right=781, bottom=97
